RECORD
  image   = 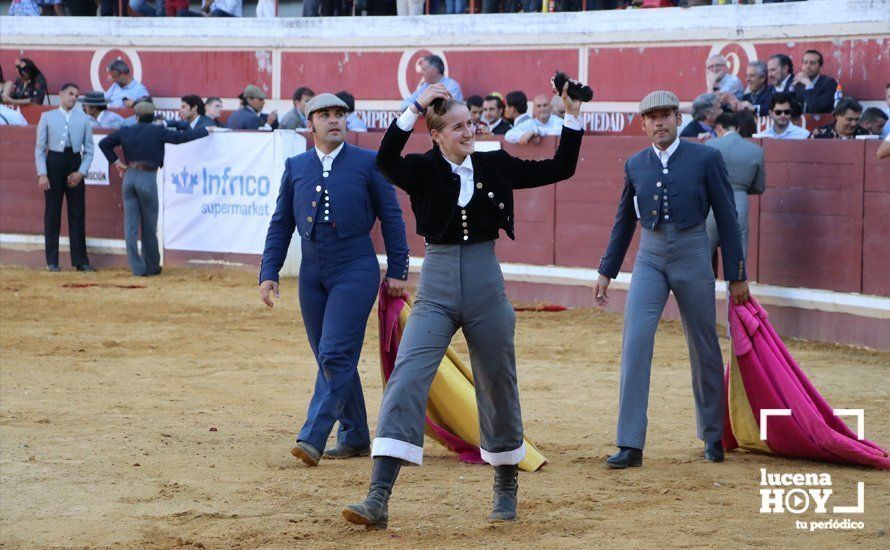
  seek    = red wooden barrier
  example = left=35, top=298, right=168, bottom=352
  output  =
left=759, top=139, right=864, bottom=293
left=2, top=126, right=887, bottom=299
left=863, top=140, right=890, bottom=297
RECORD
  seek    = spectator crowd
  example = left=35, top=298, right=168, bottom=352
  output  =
left=3, top=52, right=888, bottom=143
left=6, top=0, right=813, bottom=18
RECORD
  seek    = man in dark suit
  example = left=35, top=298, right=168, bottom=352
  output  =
left=167, top=95, right=217, bottom=131
left=595, top=90, right=749, bottom=469
left=739, top=61, right=772, bottom=117
left=481, top=94, right=512, bottom=135
left=705, top=112, right=765, bottom=259
left=227, top=85, right=278, bottom=130
left=768, top=54, right=795, bottom=95
left=679, top=92, right=720, bottom=139
left=792, top=50, right=839, bottom=114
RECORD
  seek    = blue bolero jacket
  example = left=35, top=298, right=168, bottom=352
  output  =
left=598, top=139, right=746, bottom=282
left=259, top=143, right=409, bottom=283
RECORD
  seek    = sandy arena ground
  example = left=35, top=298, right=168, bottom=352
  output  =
left=1, top=266, right=888, bottom=549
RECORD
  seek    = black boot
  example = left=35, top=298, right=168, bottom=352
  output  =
left=343, top=456, right=401, bottom=530
left=488, top=465, right=519, bottom=522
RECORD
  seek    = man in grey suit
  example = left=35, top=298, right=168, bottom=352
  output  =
left=594, top=90, right=749, bottom=469
left=35, top=82, right=95, bottom=272
left=705, top=112, right=766, bottom=260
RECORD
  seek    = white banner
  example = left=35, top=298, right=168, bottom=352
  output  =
left=162, top=131, right=306, bottom=254
left=85, top=134, right=109, bottom=186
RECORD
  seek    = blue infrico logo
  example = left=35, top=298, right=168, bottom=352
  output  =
left=171, top=167, right=271, bottom=197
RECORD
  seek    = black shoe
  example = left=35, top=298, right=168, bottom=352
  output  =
left=290, top=441, right=322, bottom=467
left=75, top=264, right=96, bottom=272
left=47, top=264, right=61, bottom=272
left=324, top=443, right=371, bottom=459
left=704, top=441, right=724, bottom=463
left=489, top=465, right=519, bottom=522
left=343, top=456, right=401, bottom=530
left=605, top=447, right=643, bottom=469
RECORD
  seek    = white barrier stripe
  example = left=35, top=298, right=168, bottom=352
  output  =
left=1, top=233, right=127, bottom=255
left=3, top=232, right=886, bottom=320
left=377, top=254, right=890, bottom=320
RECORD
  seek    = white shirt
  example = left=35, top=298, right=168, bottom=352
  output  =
left=0, top=105, right=27, bottom=126
left=759, top=123, right=810, bottom=140
left=774, top=74, right=793, bottom=93
left=805, top=74, right=820, bottom=91
left=652, top=136, right=680, bottom=168
left=212, top=0, right=242, bottom=15
left=504, top=114, right=575, bottom=144
left=513, top=112, right=531, bottom=126
left=442, top=153, right=475, bottom=207
left=104, top=79, right=150, bottom=109
left=315, top=141, right=345, bottom=172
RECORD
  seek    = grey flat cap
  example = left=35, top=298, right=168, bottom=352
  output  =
left=243, top=84, right=267, bottom=100
left=304, top=93, right=349, bottom=118
left=639, top=90, right=680, bottom=115
left=134, top=101, right=155, bottom=116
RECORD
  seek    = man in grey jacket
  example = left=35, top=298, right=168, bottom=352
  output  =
left=705, top=112, right=766, bottom=259
left=35, top=82, right=95, bottom=272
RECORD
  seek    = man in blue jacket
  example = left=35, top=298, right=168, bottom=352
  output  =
left=594, top=90, right=750, bottom=469
left=259, top=93, right=409, bottom=467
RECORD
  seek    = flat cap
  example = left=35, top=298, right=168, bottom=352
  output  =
left=80, top=91, right=107, bottom=107
left=639, top=90, right=680, bottom=115
left=303, top=93, right=349, bottom=118
left=134, top=101, right=155, bottom=116
left=243, top=84, right=267, bottom=100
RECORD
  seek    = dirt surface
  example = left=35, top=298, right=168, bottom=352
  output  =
left=1, top=267, right=888, bottom=549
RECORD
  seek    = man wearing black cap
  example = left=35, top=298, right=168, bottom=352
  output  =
left=98, top=101, right=213, bottom=276
left=82, top=91, right=124, bottom=130
left=595, top=90, right=749, bottom=469
left=260, top=93, right=408, bottom=467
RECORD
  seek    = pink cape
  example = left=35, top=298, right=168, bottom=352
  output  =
left=723, top=297, right=890, bottom=469
left=377, top=283, right=485, bottom=464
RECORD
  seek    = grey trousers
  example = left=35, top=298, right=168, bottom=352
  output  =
left=122, top=168, right=160, bottom=276
left=616, top=222, right=725, bottom=450
left=373, top=240, right=526, bottom=466
left=707, top=189, right=749, bottom=260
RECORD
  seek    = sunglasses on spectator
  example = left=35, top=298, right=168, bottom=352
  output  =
left=772, top=109, right=792, bottom=115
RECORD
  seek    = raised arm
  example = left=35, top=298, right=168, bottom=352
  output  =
left=506, top=81, right=585, bottom=189
left=377, top=83, right=450, bottom=194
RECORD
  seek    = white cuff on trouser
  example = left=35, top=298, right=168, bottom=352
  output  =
left=372, top=437, right=424, bottom=465
left=480, top=441, right=526, bottom=466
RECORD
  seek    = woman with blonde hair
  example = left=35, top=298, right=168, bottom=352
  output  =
left=342, top=77, right=587, bottom=530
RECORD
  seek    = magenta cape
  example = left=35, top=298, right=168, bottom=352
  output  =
left=722, top=297, right=890, bottom=469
